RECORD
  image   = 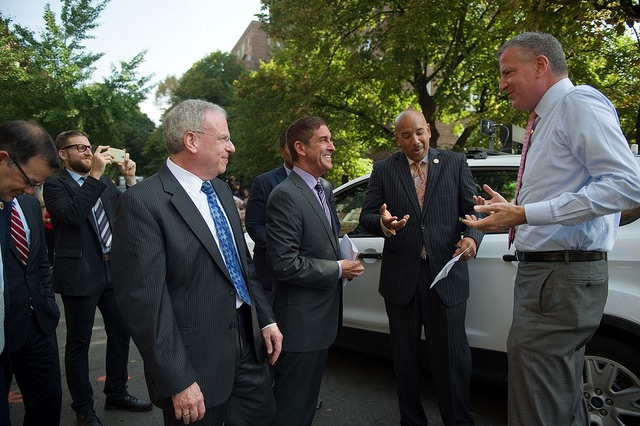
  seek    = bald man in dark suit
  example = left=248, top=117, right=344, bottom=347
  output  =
left=359, top=109, right=483, bottom=426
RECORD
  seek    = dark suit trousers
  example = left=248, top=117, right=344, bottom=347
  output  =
left=385, top=261, right=474, bottom=426
left=162, top=304, right=275, bottom=426
left=271, top=349, right=328, bottom=426
left=62, top=283, right=130, bottom=412
left=8, top=315, right=62, bottom=425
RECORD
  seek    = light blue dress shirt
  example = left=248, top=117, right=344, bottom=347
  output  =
left=517, top=78, right=640, bottom=252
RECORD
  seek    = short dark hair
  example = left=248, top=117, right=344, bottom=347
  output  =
left=279, top=131, right=287, bottom=149
left=0, top=120, right=59, bottom=170
left=55, top=130, right=89, bottom=150
left=285, top=116, right=327, bottom=162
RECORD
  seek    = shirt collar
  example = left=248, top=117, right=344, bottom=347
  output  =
left=535, top=77, right=574, bottom=120
left=166, top=158, right=209, bottom=198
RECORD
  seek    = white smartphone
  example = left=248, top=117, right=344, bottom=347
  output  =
left=108, top=147, right=126, bottom=163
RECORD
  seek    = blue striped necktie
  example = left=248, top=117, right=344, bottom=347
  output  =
left=93, top=198, right=112, bottom=249
left=201, top=181, right=251, bottom=305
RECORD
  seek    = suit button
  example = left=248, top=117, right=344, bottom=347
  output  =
left=229, top=323, right=236, bottom=330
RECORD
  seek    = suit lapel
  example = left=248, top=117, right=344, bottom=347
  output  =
left=159, top=166, right=232, bottom=284
left=394, top=153, right=422, bottom=217
left=422, top=149, right=442, bottom=211
left=290, top=172, right=339, bottom=256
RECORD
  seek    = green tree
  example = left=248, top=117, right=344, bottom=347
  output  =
left=156, top=51, right=245, bottom=109
left=1, top=0, right=154, bottom=168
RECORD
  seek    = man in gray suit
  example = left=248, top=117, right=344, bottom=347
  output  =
left=266, top=116, right=364, bottom=426
left=112, top=100, right=282, bottom=426
left=359, top=109, right=482, bottom=426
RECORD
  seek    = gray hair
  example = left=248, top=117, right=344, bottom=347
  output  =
left=497, top=32, right=568, bottom=76
left=163, top=100, right=227, bottom=154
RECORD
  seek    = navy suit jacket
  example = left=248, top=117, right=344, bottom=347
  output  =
left=5, top=195, right=60, bottom=352
left=245, top=165, right=288, bottom=291
left=43, top=170, right=121, bottom=296
left=112, top=163, right=276, bottom=410
left=360, top=149, right=483, bottom=306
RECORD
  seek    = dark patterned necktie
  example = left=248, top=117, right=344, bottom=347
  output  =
left=315, top=181, right=333, bottom=228
left=201, top=181, right=251, bottom=305
left=93, top=198, right=112, bottom=249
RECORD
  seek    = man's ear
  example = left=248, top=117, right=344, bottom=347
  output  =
left=534, top=55, right=549, bottom=75
left=183, top=131, right=199, bottom=153
left=293, top=140, right=306, bottom=157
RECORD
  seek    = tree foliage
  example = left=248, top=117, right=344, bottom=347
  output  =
left=0, top=0, right=154, bottom=168
left=225, top=0, right=640, bottom=186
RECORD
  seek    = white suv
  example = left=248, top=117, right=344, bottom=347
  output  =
left=331, top=153, right=640, bottom=426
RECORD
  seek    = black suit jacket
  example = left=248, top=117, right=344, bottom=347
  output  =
left=360, top=149, right=483, bottom=306
left=5, top=196, right=59, bottom=352
left=266, top=171, right=342, bottom=352
left=43, top=170, right=121, bottom=296
left=112, top=163, right=276, bottom=411
left=245, top=165, right=288, bottom=292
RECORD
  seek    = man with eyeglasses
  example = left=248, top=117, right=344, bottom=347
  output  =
left=112, top=100, right=281, bottom=426
left=43, top=130, right=151, bottom=425
left=0, top=120, right=59, bottom=426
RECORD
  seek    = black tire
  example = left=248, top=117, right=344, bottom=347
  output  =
left=584, top=335, right=640, bottom=426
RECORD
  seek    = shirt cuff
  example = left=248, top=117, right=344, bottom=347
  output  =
left=524, top=200, right=552, bottom=226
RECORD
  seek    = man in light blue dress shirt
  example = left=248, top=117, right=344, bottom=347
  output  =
left=463, top=32, right=640, bottom=425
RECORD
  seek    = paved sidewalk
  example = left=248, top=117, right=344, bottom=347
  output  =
left=9, top=296, right=163, bottom=425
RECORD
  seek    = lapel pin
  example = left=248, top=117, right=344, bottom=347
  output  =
left=0, top=201, right=4, bottom=210
left=433, top=158, right=440, bottom=164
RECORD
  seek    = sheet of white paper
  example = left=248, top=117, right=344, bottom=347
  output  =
left=430, top=246, right=470, bottom=289
left=340, top=234, right=360, bottom=287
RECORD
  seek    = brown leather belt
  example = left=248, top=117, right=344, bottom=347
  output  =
left=515, top=250, right=607, bottom=262
left=103, top=253, right=111, bottom=262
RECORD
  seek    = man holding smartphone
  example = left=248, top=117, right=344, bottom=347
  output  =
left=43, top=130, right=151, bottom=426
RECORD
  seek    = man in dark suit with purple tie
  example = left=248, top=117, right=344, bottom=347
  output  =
left=359, top=108, right=482, bottom=426
left=245, top=132, right=292, bottom=297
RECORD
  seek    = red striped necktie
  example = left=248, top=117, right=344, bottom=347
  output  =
left=508, top=111, right=538, bottom=249
left=11, top=202, right=29, bottom=265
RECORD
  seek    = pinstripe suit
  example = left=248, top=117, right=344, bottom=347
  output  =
left=112, top=163, right=276, bottom=423
left=360, top=149, right=482, bottom=425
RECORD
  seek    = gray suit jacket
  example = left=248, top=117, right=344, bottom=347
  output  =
left=266, top=170, right=341, bottom=352
left=359, top=149, right=483, bottom=306
left=112, top=163, right=275, bottom=411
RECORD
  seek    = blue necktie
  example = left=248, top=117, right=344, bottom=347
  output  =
left=201, top=181, right=251, bottom=305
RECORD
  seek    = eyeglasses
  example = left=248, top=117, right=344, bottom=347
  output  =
left=61, top=144, right=94, bottom=153
left=192, top=130, right=232, bottom=145
left=8, top=153, right=44, bottom=188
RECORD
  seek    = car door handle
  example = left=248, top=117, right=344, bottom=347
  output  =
left=358, top=253, right=383, bottom=260
left=503, top=254, right=517, bottom=262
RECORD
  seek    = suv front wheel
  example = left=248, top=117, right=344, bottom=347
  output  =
left=584, top=335, right=640, bottom=425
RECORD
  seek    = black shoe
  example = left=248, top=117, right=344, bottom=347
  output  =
left=76, top=410, right=103, bottom=426
left=104, top=393, right=153, bottom=412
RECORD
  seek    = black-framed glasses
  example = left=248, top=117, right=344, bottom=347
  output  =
left=191, top=130, right=232, bottom=145
left=61, top=144, right=94, bottom=153
left=8, top=153, right=44, bottom=188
